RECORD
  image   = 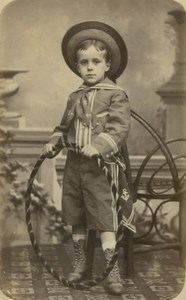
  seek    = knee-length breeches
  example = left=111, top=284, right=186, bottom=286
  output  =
left=62, top=150, right=119, bottom=231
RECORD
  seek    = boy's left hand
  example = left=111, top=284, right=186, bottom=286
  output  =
left=81, top=144, right=99, bottom=158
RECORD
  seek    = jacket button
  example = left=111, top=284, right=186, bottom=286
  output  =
left=106, top=154, right=109, bottom=158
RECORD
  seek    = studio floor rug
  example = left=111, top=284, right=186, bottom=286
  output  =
left=0, top=243, right=185, bottom=300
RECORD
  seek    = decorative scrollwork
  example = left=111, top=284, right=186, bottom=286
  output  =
left=129, top=112, right=186, bottom=244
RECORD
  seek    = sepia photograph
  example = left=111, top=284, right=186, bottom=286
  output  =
left=0, top=0, right=186, bottom=299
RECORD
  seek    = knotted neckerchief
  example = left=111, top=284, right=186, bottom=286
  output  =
left=75, top=82, right=125, bottom=128
left=75, top=87, right=97, bottom=128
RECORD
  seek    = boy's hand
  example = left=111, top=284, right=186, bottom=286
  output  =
left=42, top=143, right=56, bottom=158
left=81, top=144, right=99, bottom=158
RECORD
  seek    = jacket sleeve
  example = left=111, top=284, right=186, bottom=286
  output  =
left=92, top=90, right=131, bottom=160
left=49, top=95, right=75, bottom=147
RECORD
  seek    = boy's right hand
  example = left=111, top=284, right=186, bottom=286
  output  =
left=42, top=143, right=56, bottom=158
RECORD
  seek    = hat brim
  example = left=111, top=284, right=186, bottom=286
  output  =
left=61, top=21, right=127, bottom=80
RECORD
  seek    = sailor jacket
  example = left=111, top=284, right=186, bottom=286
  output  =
left=49, top=78, right=131, bottom=160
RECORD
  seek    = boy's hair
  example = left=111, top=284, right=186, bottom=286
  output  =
left=75, top=39, right=111, bottom=63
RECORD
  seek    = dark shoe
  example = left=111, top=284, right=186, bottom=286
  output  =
left=67, top=264, right=87, bottom=283
left=67, top=239, right=87, bottom=283
left=104, top=248, right=124, bottom=295
left=107, top=281, right=124, bottom=295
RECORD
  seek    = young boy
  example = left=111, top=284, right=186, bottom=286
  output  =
left=43, top=21, right=135, bottom=295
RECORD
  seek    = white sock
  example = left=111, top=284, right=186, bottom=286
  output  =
left=72, top=234, right=87, bottom=241
left=102, top=240, right=116, bottom=251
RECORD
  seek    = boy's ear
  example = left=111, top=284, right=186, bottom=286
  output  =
left=105, top=61, right=111, bottom=72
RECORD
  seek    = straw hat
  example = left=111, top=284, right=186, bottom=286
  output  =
left=61, top=21, right=127, bottom=80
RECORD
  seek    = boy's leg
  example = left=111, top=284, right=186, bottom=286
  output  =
left=67, top=224, right=88, bottom=283
left=100, top=231, right=123, bottom=295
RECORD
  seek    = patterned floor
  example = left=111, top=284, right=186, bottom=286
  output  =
left=0, top=243, right=185, bottom=300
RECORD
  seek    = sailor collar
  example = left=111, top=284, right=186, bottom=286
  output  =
left=74, top=78, right=125, bottom=93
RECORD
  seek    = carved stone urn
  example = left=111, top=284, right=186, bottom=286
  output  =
left=0, top=69, right=28, bottom=127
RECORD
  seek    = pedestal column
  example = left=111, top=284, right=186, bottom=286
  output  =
left=157, top=9, right=186, bottom=266
left=156, top=9, right=186, bottom=151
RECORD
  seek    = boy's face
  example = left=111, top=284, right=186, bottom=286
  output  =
left=76, top=45, right=110, bottom=86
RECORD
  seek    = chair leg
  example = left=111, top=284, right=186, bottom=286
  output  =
left=123, top=228, right=134, bottom=277
left=179, top=193, right=186, bottom=267
left=120, top=143, right=135, bottom=277
left=86, top=229, right=97, bottom=278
